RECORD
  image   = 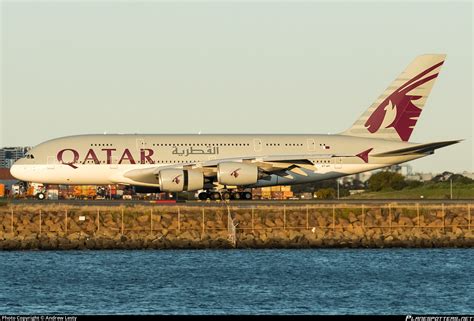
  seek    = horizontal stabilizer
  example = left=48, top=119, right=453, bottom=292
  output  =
left=372, top=140, right=461, bottom=157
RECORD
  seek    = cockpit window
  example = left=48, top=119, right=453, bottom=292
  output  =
left=26, top=154, right=35, bottom=159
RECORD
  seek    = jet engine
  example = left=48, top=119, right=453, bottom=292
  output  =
left=158, top=169, right=204, bottom=192
left=217, top=162, right=258, bottom=186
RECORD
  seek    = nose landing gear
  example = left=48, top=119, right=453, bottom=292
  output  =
left=36, top=192, right=46, bottom=200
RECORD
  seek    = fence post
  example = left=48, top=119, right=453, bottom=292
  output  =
left=121, top=208, right=124, bottom=235
left=332, top=204, right=336, bottom=229
left=96, top=209, right=100, bottom=235
left=251, top=206, right=254, bottom=233
left=417, top=203, right=420, bottom=227
left=442, top=203, right=445, bottom=233
left=65, top=209, right=68, bottom=235
left=306, top=205, right=309, bottom=230
left=202, top=207, right=205, bottom=240
left=10, top=207, right=14, bottom=235
left=388, top=204, right=392, bottom=230
left=227, top=206, right=236, bottom=247
left=468, top=204, right=471, bottom=230
left=361, top=204, right=365, bottom=229
left=283, top=205, right=286, bottom=231
left=150, top=208, right=153, bottom=235
left=177, top=207, right=181, bottom=232
left=39, top=209, right=42, bottom=235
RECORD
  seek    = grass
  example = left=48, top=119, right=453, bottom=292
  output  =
left=346, top=184, right=474, bottom=199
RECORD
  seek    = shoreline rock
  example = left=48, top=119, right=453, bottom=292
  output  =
left=0, top=204, right=472, bottom=250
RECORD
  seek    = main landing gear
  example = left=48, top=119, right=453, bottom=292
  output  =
left=198, top=190, right=252, bottom=201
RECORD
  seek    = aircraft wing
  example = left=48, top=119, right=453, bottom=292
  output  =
left=121, top=152, right=355, bottom=184
left=118, top=140, right=460, bottom=186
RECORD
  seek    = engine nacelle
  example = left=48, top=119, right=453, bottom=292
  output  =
left=158, top=169, right=204, bottom=192
left=217, top=162, right=258, bottom=186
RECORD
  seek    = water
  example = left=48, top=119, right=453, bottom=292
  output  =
left=0, top=249, right=472, bottom=314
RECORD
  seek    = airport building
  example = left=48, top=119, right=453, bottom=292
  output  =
left=0, top=147, right=31, bottom=168
left=461, top=171, right=474, bottom=180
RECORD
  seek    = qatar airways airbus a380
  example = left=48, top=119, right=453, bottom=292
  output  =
left=11, top=54, right=460, bottom=200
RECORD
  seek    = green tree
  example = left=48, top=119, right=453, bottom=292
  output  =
left=390, top=174, right=407, bottom=190
left=315, top=188, right=336, bottom=199
left=368, top=171, right=406, bottom=191
left=405, top=180, right=423, bottom=189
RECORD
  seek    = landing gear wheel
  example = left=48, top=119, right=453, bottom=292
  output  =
left=231, top=192, right=241, bottom=200
left=210, top=192, right=221, bottom=200
left=36, top=192, right=46, bottom=200
left=242, top=192, right=252, bottom=200
left=198, top=192, right=209, bottom=201
left=221, top=191, right=231, bottom=200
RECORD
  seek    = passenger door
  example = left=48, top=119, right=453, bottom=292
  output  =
left=109, top=156, right=119, bottom=169
left=47, top=156, right=56, bottom=169
left=307, top=139, right=316, bottom=152
left=253, top=139, right=262, bottom=152
left=136, top=139, right=146, bottom=151
left=335, top=157, right=343, bottom=169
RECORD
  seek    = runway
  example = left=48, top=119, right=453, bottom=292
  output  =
left=7, top=198, right=474, bottom=207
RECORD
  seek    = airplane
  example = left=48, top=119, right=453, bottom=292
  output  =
left=10, top=54, right=460, bottom=200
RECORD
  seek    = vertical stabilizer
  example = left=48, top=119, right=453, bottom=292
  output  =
left=342, top=54, right=446, bottom=141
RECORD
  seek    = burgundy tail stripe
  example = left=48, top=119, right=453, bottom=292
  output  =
left=397, top=61, right=444, bottom=93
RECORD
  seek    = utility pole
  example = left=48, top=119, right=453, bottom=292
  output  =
left=337, top=179, right=340, bottom=199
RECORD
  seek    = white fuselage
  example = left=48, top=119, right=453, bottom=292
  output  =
left=11, top=134, right=423, bottom=188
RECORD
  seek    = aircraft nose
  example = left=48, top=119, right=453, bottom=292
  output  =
left=10, top=164, right=26, bottom=181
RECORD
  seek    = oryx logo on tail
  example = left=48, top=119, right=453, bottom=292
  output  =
left=365, top=61, right=444, bottom=141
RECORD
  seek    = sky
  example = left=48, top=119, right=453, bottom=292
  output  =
left=0, top=1, right=472, bottom=173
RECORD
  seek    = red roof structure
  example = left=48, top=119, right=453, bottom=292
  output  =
left=0, top=168, right=15, bottom=180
